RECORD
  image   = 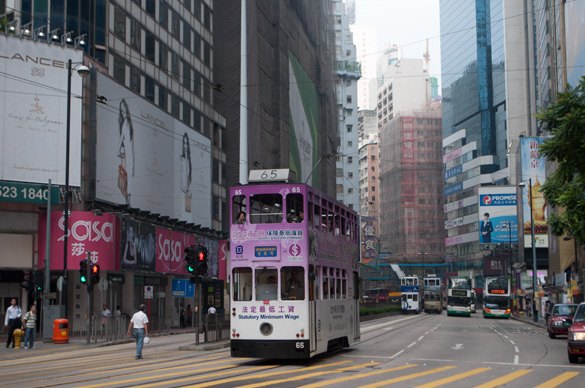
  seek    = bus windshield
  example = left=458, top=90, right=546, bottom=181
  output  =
left=447, top=296, right=469, bottom=307
left=484, top=296, right=509, bottom=310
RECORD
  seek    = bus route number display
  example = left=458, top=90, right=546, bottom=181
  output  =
left=488, top=289, right=506, bottom=294
left=451, top=289, right=467, bottom=297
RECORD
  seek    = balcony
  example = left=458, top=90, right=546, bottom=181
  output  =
left=335, top=61, right=362, bottom=79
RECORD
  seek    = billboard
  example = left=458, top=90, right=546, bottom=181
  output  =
left=0, top=36, right=83, bottom=186
left=477, top=187, right=518, bottom=244
left=361, top=216, right=377, bottom=265
left=289, top=52, right=319, bottom=188
left=95, top=73, right=211, bottom=226
left=520, top=138, right=548, bottom=248
left=38, top=212, right=118, bottom=270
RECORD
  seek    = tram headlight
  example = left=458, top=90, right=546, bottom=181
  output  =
left=260, top=322, right=273, bottom=336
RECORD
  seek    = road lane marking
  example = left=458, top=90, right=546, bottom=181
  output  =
left=482, top=362, right=585, bottom=368
left=411, top=368, right=491, bottom=388
left=533, top=371, right=581, bottom=388
left=407, top=342, right=417, bottom=348
left=418, top=336, right=424, bottom=341
left=425, top=331, right=430, bottom=334
left=473, top=369, right=532, bottom=388
left=514, top=346, right=519, bottom=353
left=137, top=366, right=265, bottom=388
left=514, top=355, right=519, bottom=364
left=320, top=365, right=456, bottom=388
left=391, top=350, right=404, bottom=358
left=360, top=315, right=422, bottom=333
left=383, top=327, right=394, bottom=331
left=237, top=362, right=383, bottom=388
left=509, top=340, right=515, bottom=345
left=410, top=358, right=454, bottom=362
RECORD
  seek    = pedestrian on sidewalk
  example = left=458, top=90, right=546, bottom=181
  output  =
left=4, top=298, right=22, bottom=348
left=22, top=305, right=37, bottom=349
left=179, top=304, right=185, bottom=329
left=101, top=304, right=111, bottom=335
left=127, top=304, right=149, bottom=360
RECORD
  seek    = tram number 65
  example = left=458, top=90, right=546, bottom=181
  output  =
left=295, top=342, right=305, bottom=350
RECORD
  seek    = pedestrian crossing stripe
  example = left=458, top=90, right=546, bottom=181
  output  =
left=410, top=368, right=491, bottom=388
left=474, top=369, right=533, bottom=388
left=301, top=366, right=455, bottom=388
left=533, top=371, right=580, bottom=388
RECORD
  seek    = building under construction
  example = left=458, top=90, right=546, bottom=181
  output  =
left=378, top=108, right=445, bottom=270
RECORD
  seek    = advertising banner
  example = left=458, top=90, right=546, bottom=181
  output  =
left=478, top=187, right=518, bottom=244
left=361, top=216, right=377, bottom=266
left=38, top=212, right=118, bottom=270
left=520, top=138, right=548, bottom=248
left=155, top=227, right=194, bottom=274
left=0, top=36, right=83, bottom=186
left=289, top=52, right=319, bottom=188
left=120, top=218, right=156, bottom=271
left=95, top=73, right=211, bottom=227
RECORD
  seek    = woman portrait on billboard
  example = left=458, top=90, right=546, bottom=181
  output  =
left=118, top=99, right=135, bottom=205
left=180, top=132, right=192, bottom=212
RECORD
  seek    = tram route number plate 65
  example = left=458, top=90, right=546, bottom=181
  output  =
left=295, top=342, right=305, bottom=351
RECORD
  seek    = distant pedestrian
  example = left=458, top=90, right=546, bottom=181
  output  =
left=179, top=304, right=185, bottom=329
left=115, top=306, right=122, bottom=316
left=207, top=305, right=216, bottom=316
left=127, top=304, right=149, bottom=360
left=101, top=305, right=111, bottom=335
left=4, top=298, right=22, bottom=348
left=186, top=305, right=193, bottom=326
left=22, top=305, right=37, bottom=349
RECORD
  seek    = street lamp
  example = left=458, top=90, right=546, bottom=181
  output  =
left=519, top=178, right=538, bottom=323
left=62, top=59, right=90, bottom=318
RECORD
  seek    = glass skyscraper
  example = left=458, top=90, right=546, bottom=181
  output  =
left=440, top=0, right=510, bottom=263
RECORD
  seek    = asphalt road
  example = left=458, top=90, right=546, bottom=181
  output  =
left=2, top=313, right=582, bottom=388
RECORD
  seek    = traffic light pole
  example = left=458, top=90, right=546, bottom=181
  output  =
left=86, top=252, right=92, bottom=344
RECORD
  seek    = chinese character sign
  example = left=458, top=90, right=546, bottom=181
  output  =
left=361, top=217, right=377, bottom=265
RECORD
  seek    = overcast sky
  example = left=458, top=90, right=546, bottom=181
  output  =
left=354, top=0, right=442, bottom=86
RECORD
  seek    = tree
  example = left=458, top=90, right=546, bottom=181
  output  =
left=536, top=76, right=585, bottom=245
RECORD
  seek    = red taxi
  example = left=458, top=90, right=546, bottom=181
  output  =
left=565, top=302, right=585, bottom=363
left=547, top=303, right=577, bottom=338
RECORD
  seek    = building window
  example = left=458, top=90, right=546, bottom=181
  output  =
left=346, top=50, right=351, bottom=57
left=371, top=155, right=375, bottom=161
left=145, top=32, right=155, bottom=62
left=336, top=184, right=344, bottom=194
left=348, top=172, right=353, bottom=178
left=130, top=66, right=140, bottom=94
left=348, top=157, right=353, bottom=163
left=212, top=196, right=220, bottom=220
left=371, top=166, right=375, bottom=172
left=347, top=125, right=352, bottom=133
left=371, top=196, right=375, bottom=201
left=346, top=95, right=352, bottom=104
left=130, top=20, right=141, bottom=52
left=145, top=75, right=155, bottom=102
left=114, top=6, right=125, bottom=41
left=113, top=54, right=125, bottom=84
left=346, top=109, right=353, bottom=116
left=146, top=0, right=156, bottom=17
left=371, top=186, right=375, bottom=192
left=348, top=188, right=353, bottom=194
left=348, top=141, right=352, bottom=147
left=158, top=86, right=167, bottom=110
left=213, top=158, right=220, bottom=183
left=336, top=168, right=343, bottom=177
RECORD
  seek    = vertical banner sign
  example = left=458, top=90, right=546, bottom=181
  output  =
left=361, top=216, right=377, bottom=266
left=520, top=138, right=548, bottom=248
left=477, top=187, right=518, bottom=244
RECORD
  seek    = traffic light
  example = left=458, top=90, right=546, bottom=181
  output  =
left=80, top=260, right=88, bottom=284
left=197, top=246, right=209, bottom=276
left=90, top=264, right=100, bottom=285
left=34, top=270, right=44, bottom=292
left=21, top=271, right=33, bottom=291
left=184, top=245, right=197, bottom=274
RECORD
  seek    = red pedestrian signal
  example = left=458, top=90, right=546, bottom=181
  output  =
left=90, top=264, right=100, bottom=285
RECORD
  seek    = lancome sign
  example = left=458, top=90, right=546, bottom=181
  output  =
left=0, top=36, right=83, bottom=186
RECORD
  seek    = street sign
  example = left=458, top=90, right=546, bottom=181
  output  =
left=44, top=292, right=57, bottom=299
left=171, top=279, right=195, bottom=298
left=98, top=278, right=108, bottom=291
left=107, top=274, right=126, bottom=283
left=145, top=285, right=154, bottom=299
left=0, top=181, right=60, bottom=205
left=157, top=292, right=166, bottom=298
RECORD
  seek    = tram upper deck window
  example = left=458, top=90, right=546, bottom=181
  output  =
left=286, top=193, right=304, bottom=223
left=232, top=195, right=247, bottom=225
left=255, top=267, right=278, bottom=301
left=250, top=194, right=283, bottom=224
left=233, top=268, right=252, bottom=301
left=281, top=266, right=305, bottom=300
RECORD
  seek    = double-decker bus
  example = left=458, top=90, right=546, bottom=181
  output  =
left=471, top=290, right=477, bottom=313
left=447, top=276, right=472, bottom=317
left=363, top=288, right=390, bottom=303
left=229, top=171, right=360, bottom=359
left=401, top=276, right=422, bottom=314
left=483, top=277, right=511, bottom=319
left=423, top=274, right=442, bottom=314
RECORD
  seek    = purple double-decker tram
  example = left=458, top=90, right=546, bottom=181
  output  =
left=229, top=171, right=360, bottom=358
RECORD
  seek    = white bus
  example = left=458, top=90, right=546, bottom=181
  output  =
left=447, top=276, right=472, bottom=317
left=483, top=277, right=511, bottom=319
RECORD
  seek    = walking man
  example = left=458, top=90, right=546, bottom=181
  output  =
left=4, top=298, right=22, bottom=348
left=22, top=305, right=37, bottom=349
left=127, top=304, right=149, bottom=359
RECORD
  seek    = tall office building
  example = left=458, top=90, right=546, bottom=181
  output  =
left=332, top=0, right=360, bottom=210
left=349, top=24, right=378, bottom=110
left=440, top=0, right=536, bottom=270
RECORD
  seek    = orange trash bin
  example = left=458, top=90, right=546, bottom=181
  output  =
left=53, top=319, right=69, bottom=344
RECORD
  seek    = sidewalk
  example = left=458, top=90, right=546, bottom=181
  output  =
left=0, top=327, right=229, bottom=357
left=510, top=311, right=547, bottom=329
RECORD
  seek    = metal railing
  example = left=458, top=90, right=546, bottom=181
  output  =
left=203, top=314, right=229, bottom=343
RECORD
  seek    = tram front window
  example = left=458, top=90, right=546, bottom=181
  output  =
left=281, top=266, right=305, bottom=300
left=256, top=267, right=278, bottom=301
left=233, top=268, right=252, bottom=301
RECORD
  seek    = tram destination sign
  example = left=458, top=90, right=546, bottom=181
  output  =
left=0, top=181, right=60, bottom=205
